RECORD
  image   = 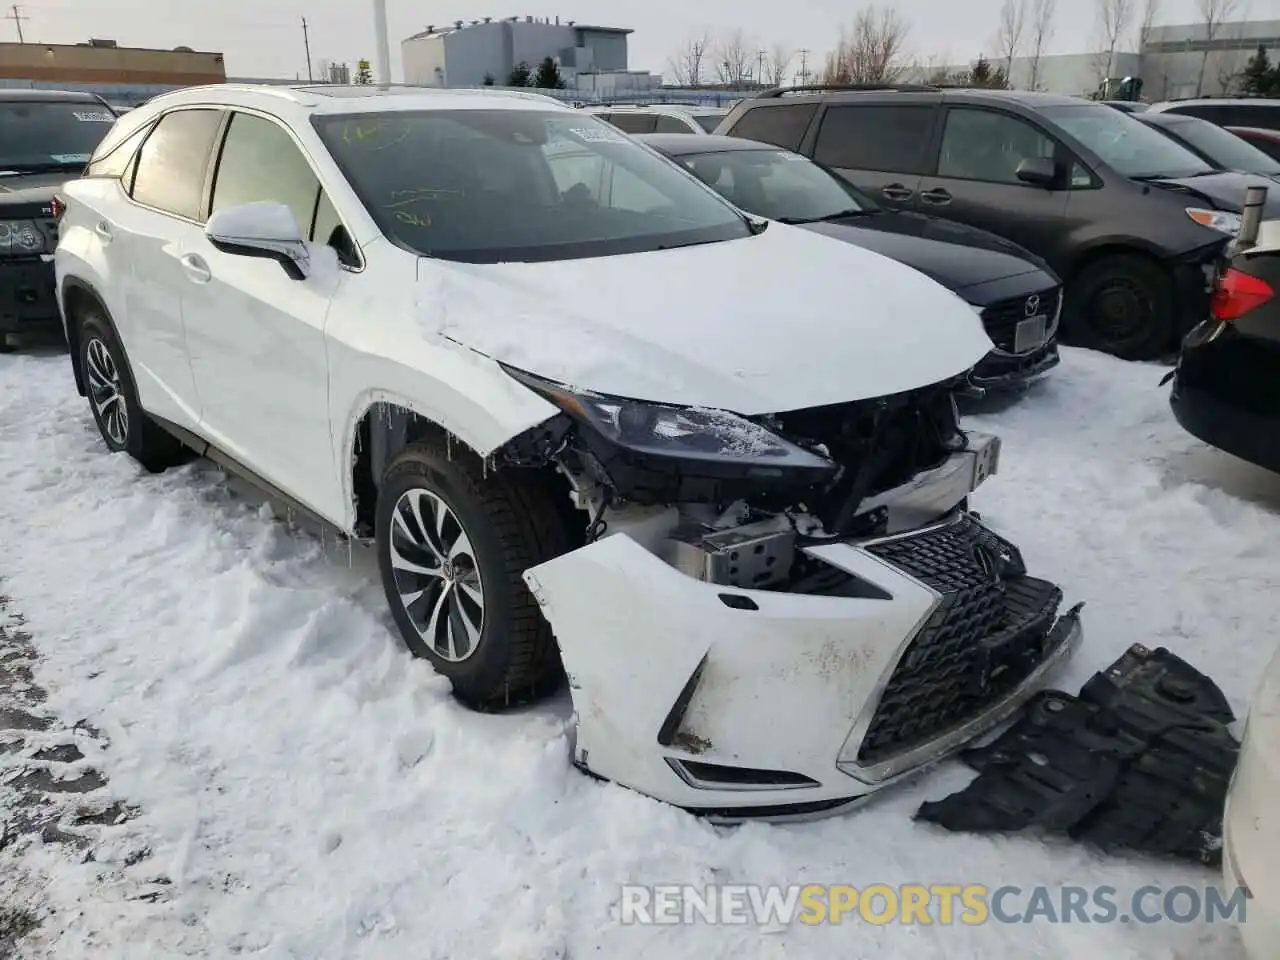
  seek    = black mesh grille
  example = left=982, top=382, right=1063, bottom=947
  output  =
left=856, top=516, right=1063, bottom=765
left=981, top=288, right=1060, bottom=353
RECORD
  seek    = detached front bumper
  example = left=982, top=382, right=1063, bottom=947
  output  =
left=526, top=501, right=1081, bottom=821
left=0, top=255, right=60, bottom=337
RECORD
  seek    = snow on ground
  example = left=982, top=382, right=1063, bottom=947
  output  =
left=2, top=346, right=1278, bottom=959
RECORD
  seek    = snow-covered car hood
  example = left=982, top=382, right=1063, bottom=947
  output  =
left=416, top=223, right=993, bottom=415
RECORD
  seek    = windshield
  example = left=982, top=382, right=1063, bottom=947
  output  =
left=692, top=114, right=723, bottom=132
left=675, top=148, right=874, bottom=223
left=0, top=100, right=116, bottom=171
left=1042, top=104, right=1214, bottom=179
left=1161, top=116, right=1280, bottom=176
left=314, top=109, right=752, bottom=263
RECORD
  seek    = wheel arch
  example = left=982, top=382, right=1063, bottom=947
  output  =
left=60, top=278, right=124, bottom=399
left=1063, top=239, right=1173, bottom=284
left=345, top=391, right=579, bottom=541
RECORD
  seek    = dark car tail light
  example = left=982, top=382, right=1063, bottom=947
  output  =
left=1210, top=268, right=1274, bottom=322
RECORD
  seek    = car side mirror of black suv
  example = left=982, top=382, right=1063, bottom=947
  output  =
left=1015, top=157, right=1059, bottom=188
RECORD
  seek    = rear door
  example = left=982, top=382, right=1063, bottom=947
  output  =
left=915, top=105, right=1069, bottom=259
left=111, top=106, right=226, bottom=429
left=805, top=102, right=940, bottom=211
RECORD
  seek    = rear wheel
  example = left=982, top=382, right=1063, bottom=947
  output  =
left=78, top=312, right=187, bottom=471
left=1063, top=254, right=1173, bottom=361
left=375, top=440, right=569, bottom=710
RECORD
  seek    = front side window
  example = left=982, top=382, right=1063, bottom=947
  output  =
left=0, top=100, right=116, bottom=171
left=677, top=148, right=873, bottom=223
left=313, top=110, right=751, bottom=263
left=937, top=108, right=1056, bottom=184
left=130, top=108, right=224, bottom=220
left=211, top=112, right=327, bottom=241
left=692, top=114, right=724, bottom=133
left=1042, top=104, right=1213, bottom=180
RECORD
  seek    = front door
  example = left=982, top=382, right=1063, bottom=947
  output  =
left=915, top=106, right=1069, bottom=262
left=180, top=110, right=345, bottom=520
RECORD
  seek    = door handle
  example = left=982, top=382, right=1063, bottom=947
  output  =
left=94, top=221, right=113, bottom=243
left=920, top=187, right=953, bottom=205
left=881, top=184, right=913, bottom=201
left=180, top=253, right=212, bottom=284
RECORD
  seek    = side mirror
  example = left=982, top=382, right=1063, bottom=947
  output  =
left=205, top=201, right=311, bottom=280
left=1015, top=156, right=1059, bottom=188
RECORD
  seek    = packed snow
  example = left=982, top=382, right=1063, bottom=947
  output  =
left=2, top=346, right=1278, bottom=959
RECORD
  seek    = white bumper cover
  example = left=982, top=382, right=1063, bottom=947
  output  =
left=525, top=504, right=1081, bottom=821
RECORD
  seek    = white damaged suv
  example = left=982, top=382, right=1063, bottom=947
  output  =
left=55, top=83, right=1081, bottom=819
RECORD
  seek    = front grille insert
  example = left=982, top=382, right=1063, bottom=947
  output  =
left=981, top=288, right=1061, bottom=354
left=856, top=515, right=1063, bottom=765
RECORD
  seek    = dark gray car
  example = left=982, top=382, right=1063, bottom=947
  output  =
left=715, top=87, right=1280, bottom=360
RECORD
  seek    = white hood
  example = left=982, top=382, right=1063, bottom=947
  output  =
left=415, top=222, right=993, bottom=415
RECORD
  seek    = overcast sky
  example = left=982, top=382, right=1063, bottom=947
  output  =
left=12, top=0, right=1238, bottom=80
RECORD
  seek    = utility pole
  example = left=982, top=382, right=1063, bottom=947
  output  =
left=372, top=0, right=391, bottom=89
left=6, top=4, right=27, bottom=43
left=301, top=17, right=313, bottom=82
left=797, top=48, right=810, bottom=85
left=756, top=49, right=766, bottom=88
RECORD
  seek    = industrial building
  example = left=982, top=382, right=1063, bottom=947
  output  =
left=402, top=16, right=659, bottom=94
left=908, top=18, right=1280, bottom=99
left=0, top=38, right=226, bottom=105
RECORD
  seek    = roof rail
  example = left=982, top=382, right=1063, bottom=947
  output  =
left=755, top=83, right=940, bottom=98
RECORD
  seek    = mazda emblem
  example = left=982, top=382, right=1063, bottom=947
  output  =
left=1024, top=294, right=1041, bottom=317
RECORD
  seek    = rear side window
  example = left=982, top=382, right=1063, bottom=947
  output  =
left=725, top=103, right=817, bottom=150
left=86, top=122, right=153, bottom=179
left=653, top=114, right=693, bottom=133
left=130, top=109, right=224, bottom=221
left=1171, top=104, right=1280, bottom=130
left=211, top=112, right=325, bottom=241
left=813, top=104, right=936, bottom=173
left=605, top=113, right=658, bottom=134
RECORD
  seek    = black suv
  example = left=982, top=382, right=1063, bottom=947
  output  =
left=0, top=90, right=117, bottom=352
left=715, top=86, right=1280, bottom=360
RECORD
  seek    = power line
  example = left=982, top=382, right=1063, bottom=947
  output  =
left=6, top=4, right=27, bottom=42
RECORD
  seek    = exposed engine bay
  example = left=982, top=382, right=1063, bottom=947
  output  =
left=499, top=368, right=1000, bottom=590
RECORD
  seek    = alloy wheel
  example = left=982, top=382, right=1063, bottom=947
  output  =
left=85, top=337, right=129, bottom=446
left=388, top=488, right=486, bottom=662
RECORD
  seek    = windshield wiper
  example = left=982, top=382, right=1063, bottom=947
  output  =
left=1, top=161, right=86, bottom=174
left=776, top=208, right=873, bottom=225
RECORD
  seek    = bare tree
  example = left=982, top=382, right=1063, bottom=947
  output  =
left=1027, top=0, right=1057, bottom=90
left=1136, top=0, right=1160, bottom=48
left=1097, top=0, right=1136, bottom=83
left=714, top=28, right=755, bottom=86
left=996, top=0, right=1027, bottom=84
left=667, top=32, right=709, bottom=87
left=822, top=6, right=911, bottom=85
left=766, top=42, right=795, bottom=86
left=1194, top=0, right=1240, bottom=95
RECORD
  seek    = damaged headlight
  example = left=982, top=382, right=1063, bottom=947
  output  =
left=504, top=366, right=836, bottom=477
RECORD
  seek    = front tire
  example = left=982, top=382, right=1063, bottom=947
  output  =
left=78, top=312, right=186, bottom=471
left=1063, top=254, right=1173, bottom=361
left=375, top=441, right=569, bottom=709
